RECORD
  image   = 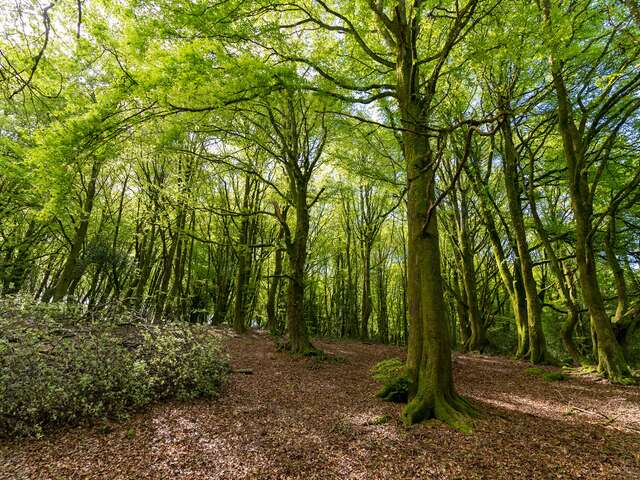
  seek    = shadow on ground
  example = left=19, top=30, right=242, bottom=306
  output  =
left=1, top=331, right=638, bottom=479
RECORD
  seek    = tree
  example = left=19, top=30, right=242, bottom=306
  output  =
left=540, top=0, right=639, bottom=382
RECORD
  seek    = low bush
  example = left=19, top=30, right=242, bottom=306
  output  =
left=0, top=297, right=228, bottom=438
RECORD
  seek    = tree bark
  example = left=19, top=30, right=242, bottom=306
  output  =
left=282, top=187, right=313, bottom=354
left=466, top=156, right=529, bottom=357
left=376, top=250, right=389, bottom=343
left=500, top=112, right=547, bottom=363
left=541, top=0, right=631, bottom=381
left=48, top=158, right=100, bottom=302
left=360, top=241, right=373, bottom=339
left=233, top=176, right=253, bottom=333
left=267, top=210, right=286, bottom=333
left=455, top=187, right=486, bottom=351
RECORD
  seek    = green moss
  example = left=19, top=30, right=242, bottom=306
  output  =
left=525, top=367, right=545, bottom=377
left=370, top=358, right=405, bottom=383
left=371, top=358, right=410, bottom=403
left=543, top=371, right=567, bottom=381
left=401, top=393, right=477, bottom=433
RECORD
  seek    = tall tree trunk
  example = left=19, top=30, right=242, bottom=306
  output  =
left=376, top=253, right=389, bottom=343
left=466, top=158, right=529, bottom=357
left=526, top=154, right=586, bottom=365
left=453, top=267, right=470, bottom=349
left=604, top=213, right=639, bottom=360
left=4, top=220, right=38, bottom=294
left=155, top=211, right=184, bottom=319
left=500, top=113, right=547, bottom=363
left=456, top=189, right=486, bottom=351
left=360, top=241, right=373, bottom=339
left=542, top=0, right=631, bottom=381
left=233, top=176, right=253, bottom=333
left=401, top=123, right=474, bottom=429
left=132, top=226, right=157, bottom=306
left=282, top=188, right=313, bottom=354
left=267, top=218, right=285, bottom=334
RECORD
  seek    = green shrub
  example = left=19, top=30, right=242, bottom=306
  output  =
left=525, top=367, right=546, bottom=377
left=0, top=297, right=228, bottom=438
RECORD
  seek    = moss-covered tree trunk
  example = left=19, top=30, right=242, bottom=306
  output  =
left=360, top=241, right=373, bottom=340
left=376, top=253, right=389, bottom=343
left=401, top=119, right=474, bottom=430
left=341, top=202, right=359, bottom=338
left=456, top=188, right=486, bottom=351
left=266, top=217, right=285, bottom=334
left=284, top=187, right=313, bottom=354
left=453, top=268, right=471, bottom=348
left=560, top=264, right=585, bottom=366
left=604, top=213, right=640, bottom=360
left=385, top=0, right=477, bottom=430
left=466, top=158, right=529, bottom=357
left=266, top=91, right=325, bottom=355
left=512, top=265, right=530, bottom=358
left=500, top=113, right=547, bottom=363
left=542, top=0, right=631, bottom=381
left=131, top=226, right=157, bottom=306
left=233, top=176, right=253, bottom=334
left=526, top=153, right=586, bottom=366
left=3, top=220, right=38, bottom=294
left=155, top=208, right=185, bottom=320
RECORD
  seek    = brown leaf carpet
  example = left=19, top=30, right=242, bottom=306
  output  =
left=2, top=330, right=639, bottom=479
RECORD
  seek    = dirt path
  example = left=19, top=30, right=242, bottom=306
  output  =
left=2, top=331, right=639, bottom=479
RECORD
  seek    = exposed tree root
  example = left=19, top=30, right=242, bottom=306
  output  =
left=401, top=391, right=478, bottom=433
left=275, top=337, right=323, bottom=357
left=596, top=355, right=635, bottom=385
left=376, top=376, right=410, bottom=403
left=564, top=364, right=637, bottom=385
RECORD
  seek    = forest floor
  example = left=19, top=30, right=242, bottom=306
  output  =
left=2, top=330, right=640, bottom=480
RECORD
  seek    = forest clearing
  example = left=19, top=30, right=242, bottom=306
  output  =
left=2, top=330, right=640, bottom=479
left=2, top=0, right=640, bottom=478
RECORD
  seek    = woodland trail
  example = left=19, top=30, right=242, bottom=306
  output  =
left=2, top=330, right=640, bottom=479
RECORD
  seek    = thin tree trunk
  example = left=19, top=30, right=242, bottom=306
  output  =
left=456, top=188, right=486, bottom=351
left=542, top=0, right=630, bottom=381
left=500, top=112, right=547, bottom=363
left=48, top=158, right=101, bottom=302
left=361, top=241, right=373, bottom=339
left=466, top=157, right=529, bottom=357
left=267, top=216, right=285, bottom=334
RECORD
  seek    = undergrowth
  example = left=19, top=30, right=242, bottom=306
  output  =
left=0, top=296, right=229, bottom=438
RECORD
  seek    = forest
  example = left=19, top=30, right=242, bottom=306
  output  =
left=1, top=0, right=639, bottom=478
